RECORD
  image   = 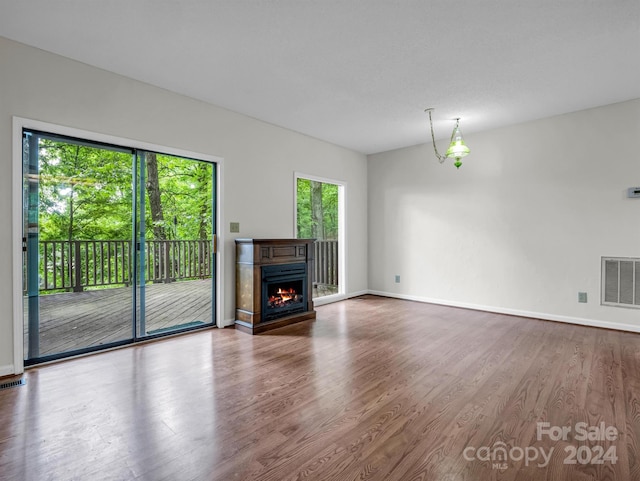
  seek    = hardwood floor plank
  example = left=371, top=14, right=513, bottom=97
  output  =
left=3, top=295, right=640, bottom=480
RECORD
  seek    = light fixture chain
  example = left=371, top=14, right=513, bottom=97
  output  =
left=450, top=118, right=460, bottom=142
left=426, top=109, right=447, bottom=163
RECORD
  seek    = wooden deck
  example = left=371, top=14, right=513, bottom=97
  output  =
left=24, top=279, right=213, bottom=358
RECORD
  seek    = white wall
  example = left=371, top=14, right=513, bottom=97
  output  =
left=0, top=37, right=368, bottom=374
left=368, top=99, right=640, bottom=331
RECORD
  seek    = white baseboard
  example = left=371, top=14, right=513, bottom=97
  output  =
left=221, top=318, right=236, bottom=328
left=348, top=290, right=370, bottom=298
left=367, top=290, right=640, bottom=334
left=313, top=290, right=369, bottom=306
left=0, top=364, right=17, bottom=377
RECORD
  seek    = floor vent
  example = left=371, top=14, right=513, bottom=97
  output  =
left=602, top=257, right=640, bottom=308
left=0, top=378, right=26, bottom=391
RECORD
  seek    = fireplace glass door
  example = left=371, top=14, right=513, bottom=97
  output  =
left=262, top=263, right=307, bottom=321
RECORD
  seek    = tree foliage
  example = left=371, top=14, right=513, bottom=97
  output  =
left=296, top=178, right=338, bottom=240
left=37, top=139, right=213, bottom=242
left=146, top=153, right=213, bottom=241
left=38, top=140, right=133, bottom=241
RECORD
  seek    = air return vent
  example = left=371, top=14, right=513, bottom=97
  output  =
left=602, top=257, right=640, bottom=308
left=0, top=378, right=26, bottom=390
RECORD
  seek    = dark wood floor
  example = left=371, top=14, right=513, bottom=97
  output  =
left=2, top=295, right=640, bottom=480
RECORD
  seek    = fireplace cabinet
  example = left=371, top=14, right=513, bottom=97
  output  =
left=235, top=238, right=316, bottom=334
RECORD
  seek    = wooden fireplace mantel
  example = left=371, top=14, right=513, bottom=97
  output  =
left=235, top=238, right=316, bottom=334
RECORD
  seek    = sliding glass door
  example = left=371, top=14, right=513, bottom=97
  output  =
left=135, top=152, right=216, bottom=337
left=23, top=130, right=216, bottom=365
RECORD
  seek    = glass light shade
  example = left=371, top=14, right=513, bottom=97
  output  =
left=445, top=124, right=470, bottom=169
left=445, top=126, right=470, bottom=160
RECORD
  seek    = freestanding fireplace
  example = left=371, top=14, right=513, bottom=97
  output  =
left=235, top=239, right=316, bottom=334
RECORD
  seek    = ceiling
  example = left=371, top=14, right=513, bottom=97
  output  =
left=1, top=1, right=639, bottom=154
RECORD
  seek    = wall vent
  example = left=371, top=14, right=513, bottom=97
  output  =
left=0, top=378, right=26, bottom=391
left=602, top=257, right=640, bottom=308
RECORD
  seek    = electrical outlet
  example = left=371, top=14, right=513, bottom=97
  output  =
left=578, top=292, right=587, bottom=303
left=230, top=222, right=240, bottom=233
left=395, top=275, right=400, bottom=283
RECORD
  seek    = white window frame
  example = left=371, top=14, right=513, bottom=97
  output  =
left=12, top=117, right=225, bottom=374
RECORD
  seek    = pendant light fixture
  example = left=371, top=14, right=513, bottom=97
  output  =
left=425, top=108, right=470, bottom=169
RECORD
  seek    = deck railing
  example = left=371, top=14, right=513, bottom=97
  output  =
left=38, top=239, right=213, bottom=292
left=35, top=239, right=336, bottom=293
left=313, top=240, right=338, bottom=288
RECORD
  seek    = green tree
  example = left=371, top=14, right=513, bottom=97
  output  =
left=145, top=152, right=167, bottom=240
left=37, top=140, right=213, bottom=243
left=311, top=181, right=324, bottom=240
left=146, top=154, right=213, bottom=241
left=38, top=139, right=133, bottom=241
left=296, top=178, right=338, bottom=240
